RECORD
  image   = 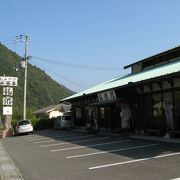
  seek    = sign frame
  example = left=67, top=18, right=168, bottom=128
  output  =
left=0, top=76, right=18, bottom=86
left=3, top=106, right=13, bottom=116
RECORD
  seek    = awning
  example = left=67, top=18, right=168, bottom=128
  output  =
left=62, top=59, right=180, bottom=101
left=90, top=99, right=119, bottom=106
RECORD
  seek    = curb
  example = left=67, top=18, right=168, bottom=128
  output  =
left=73, top=128, right=180, bottom=143
left=130, top=134, right=180, bottom=144
left=0, top=140, right=23, bottom=180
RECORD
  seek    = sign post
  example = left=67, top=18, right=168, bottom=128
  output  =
left=0, top=76, right=18, bottom=138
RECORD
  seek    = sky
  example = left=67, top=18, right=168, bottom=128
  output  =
left=0, top=0, right=180, bottom=92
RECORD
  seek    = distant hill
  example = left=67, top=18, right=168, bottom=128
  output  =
left=0, top=43, right=74, bottom=119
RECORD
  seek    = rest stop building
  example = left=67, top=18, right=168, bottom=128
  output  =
left=61, top=46, right=180, bottom=137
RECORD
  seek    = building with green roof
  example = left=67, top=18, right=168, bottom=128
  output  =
left=61, top=46, right=180, bottom=137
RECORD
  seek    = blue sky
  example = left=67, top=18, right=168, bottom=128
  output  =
left=1, top=0, right=180, bottom=92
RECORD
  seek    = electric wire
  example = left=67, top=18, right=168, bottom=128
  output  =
left=31, top=56, right=121, bottom=71
left=30, top=60, right=87, bottom=90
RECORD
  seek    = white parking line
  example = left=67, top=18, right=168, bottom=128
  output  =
left=28, top=133, right=79, bottom=141
left=66, top=143, right=159, bottom=159
left=41, top=137, right=110, bottom=148
left=34, top=139, right=55, bottom=144
left=51, top=139, right=131, bottom=152
left=89, top=152, right=180, bottom=170
left=170, top=178, right=180, bottom=180
left=24, top=131, right=68, bottom=139
left=28, top=137, right=53, bottom=141
left=34, top=134, right=94, bottom=144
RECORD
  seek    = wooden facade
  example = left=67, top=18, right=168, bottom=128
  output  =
left=63, top=46, right=180, bottom=137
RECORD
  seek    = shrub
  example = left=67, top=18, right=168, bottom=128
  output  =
left=31, top=118, right=56, bottom=131
left=11, top=120, right=18, bottom=129
left=11, top=118, right=56, bottom=131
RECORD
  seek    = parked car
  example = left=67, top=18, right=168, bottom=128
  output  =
left=54, top=114, right=73, bottom=130
left=15, top=119, right=33, bottom=135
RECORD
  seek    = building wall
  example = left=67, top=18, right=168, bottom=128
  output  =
left=71, top=75, right=180, bottom=136
left=135, top=77, right=180, bottom=134
left=49, top=111, right=63, bottom=119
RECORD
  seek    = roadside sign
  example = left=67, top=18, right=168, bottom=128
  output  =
left=0, top=76, right=18, bottom=86
left=3, top=87, right=13, bottom=96
left=3, top=106, right=12, bottom=115
left=3, top=97, right=13, bottom=106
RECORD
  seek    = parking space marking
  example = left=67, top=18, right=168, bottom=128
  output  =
left=33, top=134, right=95, bottom=144
left=28, top=133, right=79, bottom=141
left=28, top=137, right=54, bottom=141
left=89, top=152, right=180, bottom=170
left=41, top=137, right=110, bottom=148
left=51, top=139, right=131, bottom=152
left=34, top=140, right=55, bottom=144
left=24, top=131, right=68, bottom=139
left=66, top=143, right=159, bottom=159
left=24, top=135, right=36, bottom=139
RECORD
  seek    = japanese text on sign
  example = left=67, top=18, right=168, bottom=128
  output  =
left=0, top=76, right=18, bottom=86
left=3, top=87, right=13, bottom=96
left=3, top=97, right=13, bottom=106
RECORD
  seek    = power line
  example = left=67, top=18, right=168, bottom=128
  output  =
left=30, top=60, right=87, bottom=90
left=31, top=56, right=121, bottom=71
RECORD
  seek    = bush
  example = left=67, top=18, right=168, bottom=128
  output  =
left=11, top=118, right=56, bottom=131
left=31, top=118, right=56, bottom=131
left=11, top=120, right=18, bottom=129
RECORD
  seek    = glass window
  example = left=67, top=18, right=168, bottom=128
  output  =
left=144, top=94, right=152, bottom=118
left=18, top=120, right=30, bottom=125
left=76, top=108, right=82, bottom=119
left=153, top=94, right=162, bottom=117
left=64, top=116, right=71, bottom=120
left=100, top=108, right=105, bottom=119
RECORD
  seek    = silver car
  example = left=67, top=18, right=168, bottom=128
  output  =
left=54, top=115, right=73, bottom=130
left=15, top=120, right=33, bottom=135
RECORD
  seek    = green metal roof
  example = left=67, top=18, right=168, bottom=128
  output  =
left=62, top=59, right=180, bottom=101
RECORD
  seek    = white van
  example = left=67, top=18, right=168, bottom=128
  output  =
left=54, top=113, right=73, bottom=130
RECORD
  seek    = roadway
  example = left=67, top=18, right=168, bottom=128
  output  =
left=2, top=130, right=180, bottom=180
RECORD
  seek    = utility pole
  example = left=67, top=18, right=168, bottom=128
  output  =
left=15, top=34, right=30, bottom=120
left=23, top=34, right=30, bottom=120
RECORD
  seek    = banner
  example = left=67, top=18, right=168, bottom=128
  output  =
left=121, top=107, right=131, bottom=129
left=164, top=101, right=174, bottom=130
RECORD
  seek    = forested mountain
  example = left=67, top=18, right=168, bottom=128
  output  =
left=0, top=43, right=74, bottom=119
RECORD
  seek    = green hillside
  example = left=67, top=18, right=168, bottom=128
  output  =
left=0, top=43, right=74, bottom=119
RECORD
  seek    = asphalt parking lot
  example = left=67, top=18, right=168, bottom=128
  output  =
left=2, top=130, right=180, bottom=180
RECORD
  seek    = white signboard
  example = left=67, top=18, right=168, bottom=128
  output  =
left=3, top=97, right=13, bottom=106
left=121, top=107, right=131, bottom=129
left=0, top=76, right=18, bottom=86
left=3, top=87, right=13, bottom=96
left=3, top=106, right=12, bottom=115
left=164, top=101, right=174, bottom=130
left=98, top=90, right=116, bottom=102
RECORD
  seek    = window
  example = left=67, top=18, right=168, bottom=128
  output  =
left=76, top=108, right=82, bottom=119
left=18, top=120, right=31, bottom=125
left=100, top=108, right=105, bottom=119
left=64, top=116, right=72, bottom=120
left=144, top=94, right=152, bottom=118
